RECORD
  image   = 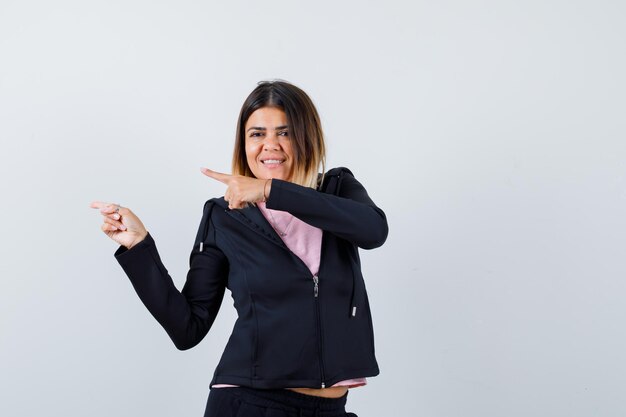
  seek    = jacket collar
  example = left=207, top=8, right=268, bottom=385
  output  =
left=214, top=198, right=287, bottom=248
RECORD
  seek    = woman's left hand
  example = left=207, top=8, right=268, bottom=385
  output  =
left=201, top=168, right=270, bottom=209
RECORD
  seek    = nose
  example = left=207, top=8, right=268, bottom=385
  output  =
left=263, top=133, right=280, bottom=151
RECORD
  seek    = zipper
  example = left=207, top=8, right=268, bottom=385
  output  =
left=314, top=230, right=329, bottom=389
left=312, top=274, right=326, bottom=388
left=278, top=241, right=326, bottom=389
left=313, top=275, right=319, bottom=298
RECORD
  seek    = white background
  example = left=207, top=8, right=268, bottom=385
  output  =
left=1, top=1, right=625, bottom=416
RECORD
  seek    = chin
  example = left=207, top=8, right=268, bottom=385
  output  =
left=250, top=165, right=292, bottom=181
left=262, top=170, right=289, bottom=181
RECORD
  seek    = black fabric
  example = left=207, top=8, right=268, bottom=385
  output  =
left=204, top=387, right=358, bottom=417
left=114, top=167, right=388, bottom=389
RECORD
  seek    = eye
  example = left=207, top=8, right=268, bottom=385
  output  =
left=278, top=131, right=289, bottom=136
left=250, top=132, right=262, bottom=137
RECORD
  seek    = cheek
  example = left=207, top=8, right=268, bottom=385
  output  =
left=281, top=141, right=293, bottom=158
left=245, top=143, right=260, bottom=162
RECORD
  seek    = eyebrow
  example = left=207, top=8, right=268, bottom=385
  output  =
left=247, top=125, right=289, bottom=132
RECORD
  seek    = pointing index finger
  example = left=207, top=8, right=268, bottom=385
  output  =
left=90, top=201, right=120, bottom=212
left=90, top=201, right=113, bottom=209
left=201, top=167, right=232, bottom=184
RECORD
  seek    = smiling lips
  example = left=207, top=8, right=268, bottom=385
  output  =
left=261, top=158, right=286, bottom=166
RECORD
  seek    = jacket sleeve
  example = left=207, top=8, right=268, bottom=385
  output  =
left=265, top=171, right=388, bottom=249
left=114, top=201, right=228, bottom=350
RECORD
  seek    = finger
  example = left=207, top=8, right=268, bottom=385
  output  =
left=200, top=167, right=232, bottom=185
left=100, top=204, right=127, bottom=215
left=92, top=201, right=117, bottom=212
left=103, top=217, right=127, bottom=230
left=90, top=201, right=111, bottom=209
left=230, top=199, right=245, bottom=210
left=105, top=212, right=121, bottom=221
left=101, top=223, right=119, bottom=233
left=100, top=206, right=119, bottom=215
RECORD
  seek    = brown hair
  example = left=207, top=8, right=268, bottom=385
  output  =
left=232, top=80, right=326, bottom=189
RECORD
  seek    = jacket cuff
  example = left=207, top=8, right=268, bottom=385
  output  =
left=114, top=232, right=155, bottom=265
left=265, top=179, right=292, bottom=211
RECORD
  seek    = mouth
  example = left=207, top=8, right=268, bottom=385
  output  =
left=261, top=158, right=286, bottom=166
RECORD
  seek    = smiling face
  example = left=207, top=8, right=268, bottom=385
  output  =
left=244, top=106, right=295, bottom=182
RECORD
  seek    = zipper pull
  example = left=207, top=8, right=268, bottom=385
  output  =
left=321, top=382, right=326, bottom=388
left=313, top=275, right=319, bottom=298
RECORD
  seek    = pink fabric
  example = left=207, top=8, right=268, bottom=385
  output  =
left=213, top=203, right=366, bottom=389
left=257, top=202, right=322, bottom=275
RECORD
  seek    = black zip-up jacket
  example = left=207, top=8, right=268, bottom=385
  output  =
left=114, top=167, right=388, bottom=389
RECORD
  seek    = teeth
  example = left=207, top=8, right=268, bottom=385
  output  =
left=263, top=159, right=283, bottom=164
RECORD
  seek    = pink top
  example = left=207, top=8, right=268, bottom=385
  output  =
left=213, top=202, right=366, bottom=389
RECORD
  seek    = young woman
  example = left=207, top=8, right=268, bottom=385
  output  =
left=91, top=80, right=388, bottom=417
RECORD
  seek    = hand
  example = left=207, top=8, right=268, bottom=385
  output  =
left=90, top=201, right=149, bottom=249
left=201, top=168, right=270, bottom=210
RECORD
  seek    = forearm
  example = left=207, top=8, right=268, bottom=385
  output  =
left=114, top=232, right=222, bottom=349
left=265, top=177, right=388, bottom=249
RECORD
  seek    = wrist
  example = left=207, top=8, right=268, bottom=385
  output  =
left=127, top=231, right=148, bottom=250
left=263, top=179, right=272, bottom=201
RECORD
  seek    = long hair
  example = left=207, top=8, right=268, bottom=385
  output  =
left=232, top=80, right=326, bottom=189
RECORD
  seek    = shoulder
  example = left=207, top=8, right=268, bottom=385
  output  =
left=200, top=197, right=228, bottom=218
left=324, top=166, right=354, bottom=178
left=319, top=167, right=357, bottom=193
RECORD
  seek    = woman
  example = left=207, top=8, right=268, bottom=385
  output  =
left=91, top=80, right=388, bottom=417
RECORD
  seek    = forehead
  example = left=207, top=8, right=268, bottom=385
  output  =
left=245, top=107, right=288, bottom=128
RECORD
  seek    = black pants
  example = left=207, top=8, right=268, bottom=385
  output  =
left=204, top=387, right=358, bottom=417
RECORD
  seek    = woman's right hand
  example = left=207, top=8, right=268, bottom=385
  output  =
left=90, top=201, right=148, bottom=249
